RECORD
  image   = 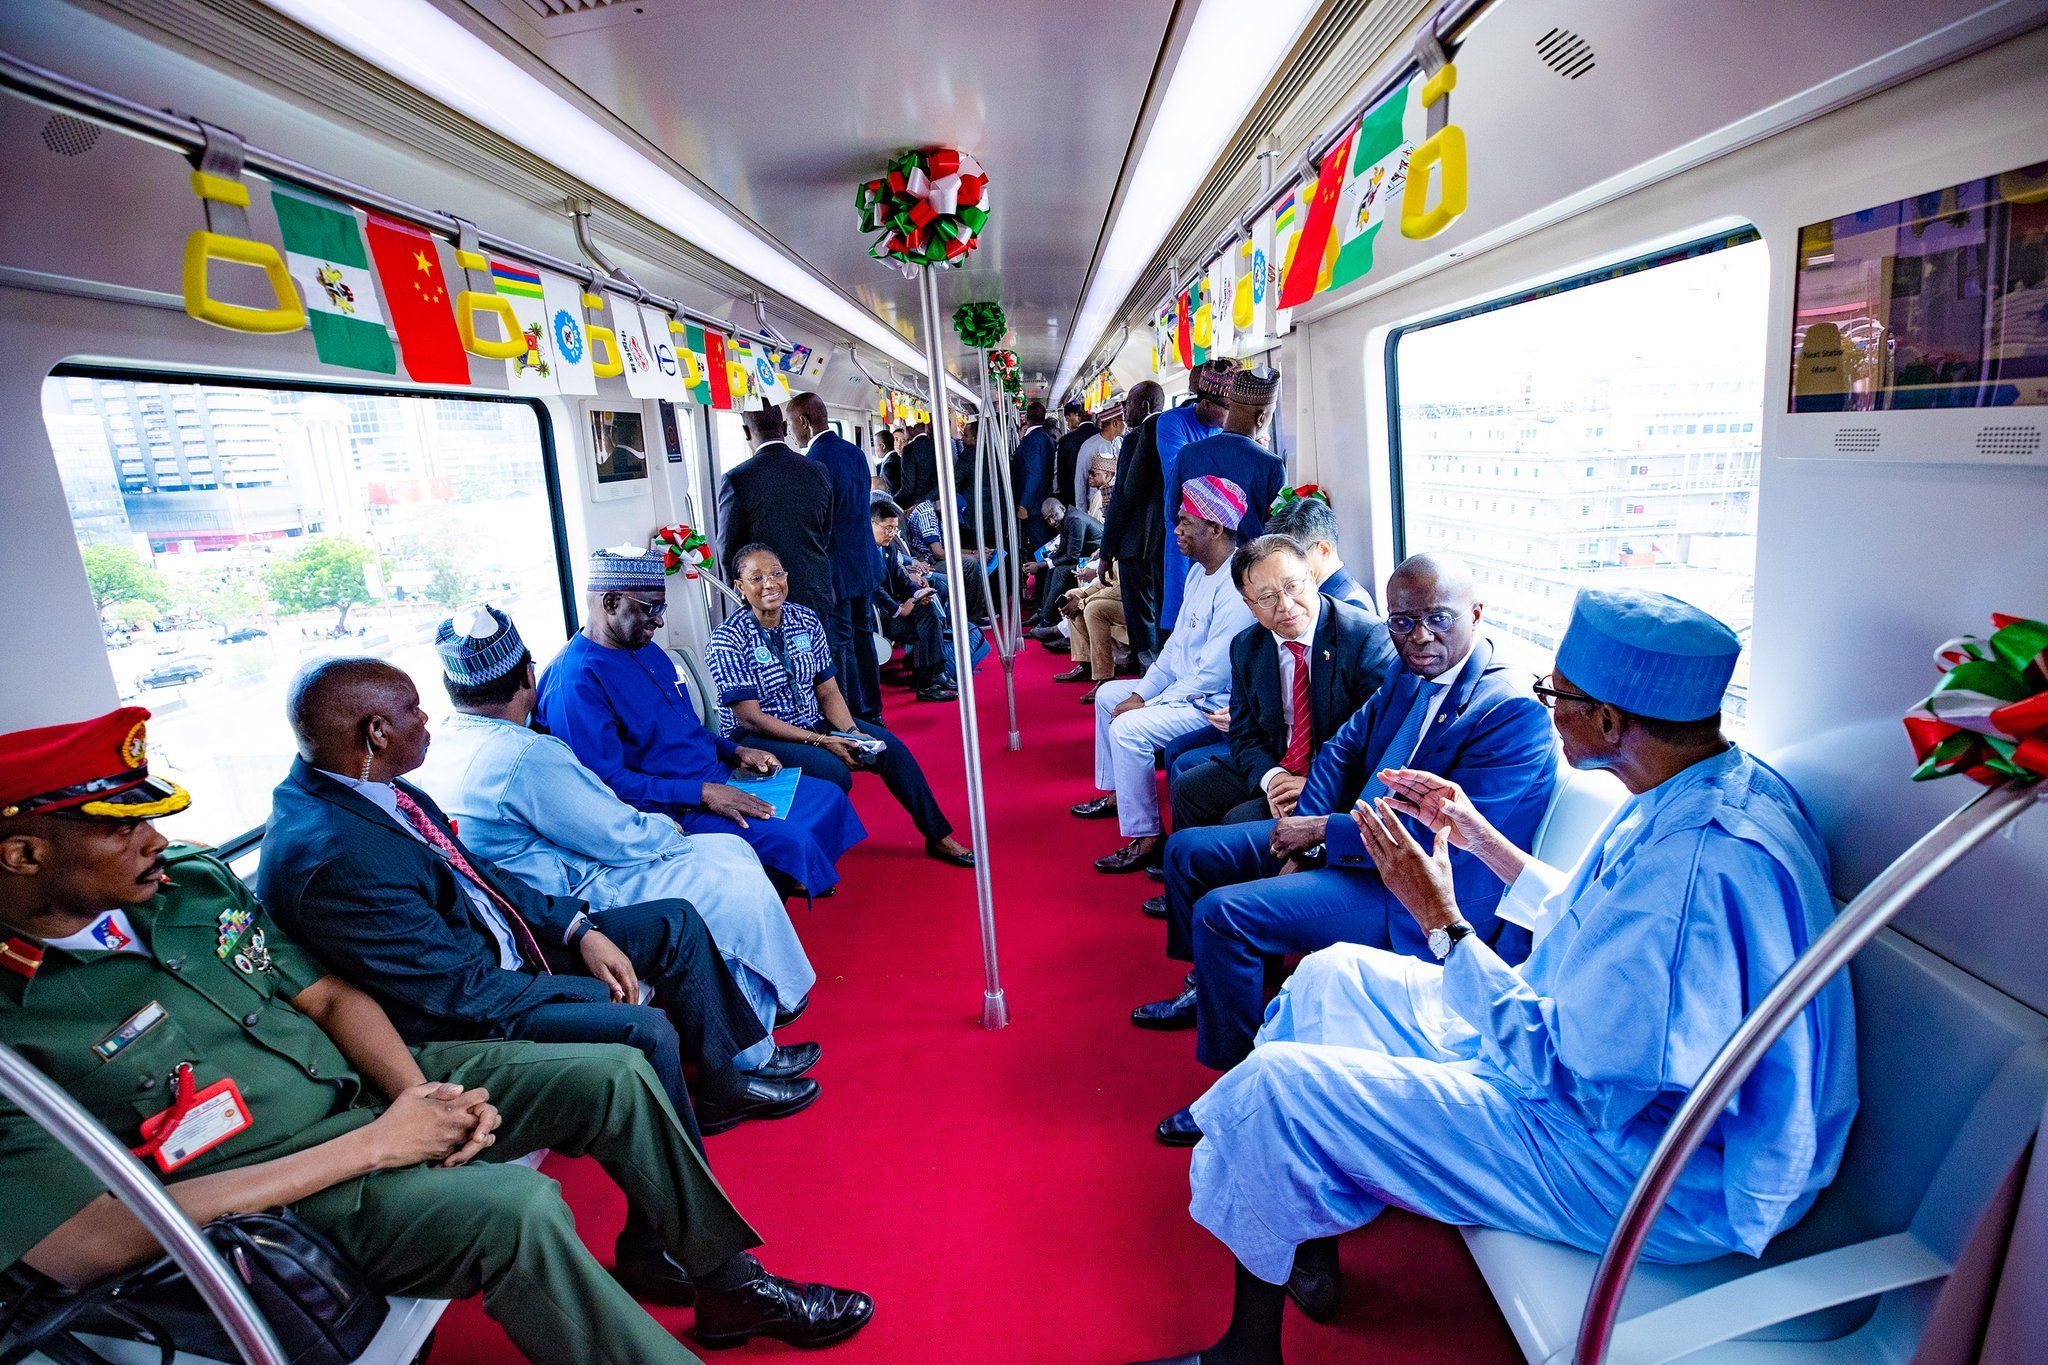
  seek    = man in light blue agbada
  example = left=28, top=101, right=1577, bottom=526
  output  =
left=413, top=605, right=817, bottom=1039
left=1137, top=589, right=1856, bottom=1365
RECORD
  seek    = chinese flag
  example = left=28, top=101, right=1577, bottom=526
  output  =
left=704, top=329, right=732, bottom=410
left=1278, top=119, right=1357, bottom=310
left=1175, top=291, right=1192, bottom=369
left=364, top=214, right=469, bottom=384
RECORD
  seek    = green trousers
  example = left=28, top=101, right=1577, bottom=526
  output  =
left=295, top=1039, right=759, bottom=1364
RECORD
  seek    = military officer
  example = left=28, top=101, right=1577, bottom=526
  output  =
left=0, top=707, right=872, bottom=1359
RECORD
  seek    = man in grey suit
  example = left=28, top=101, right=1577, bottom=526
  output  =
left=1028, top=499, right=1104, bottom=633
left=717, top=405, right=835, bottom=617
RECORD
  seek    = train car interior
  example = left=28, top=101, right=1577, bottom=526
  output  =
left=1, top=0, right=2045, bottom=1362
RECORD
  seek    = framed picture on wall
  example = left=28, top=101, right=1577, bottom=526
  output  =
left=590, top=407, right=650, bottom=499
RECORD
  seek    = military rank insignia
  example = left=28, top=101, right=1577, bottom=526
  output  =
left=215, top=903, right=254, bottom=960
left=233, top=928, right=273, bottom=976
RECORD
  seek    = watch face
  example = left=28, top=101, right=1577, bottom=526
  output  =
left=1428, top=926, right=1451, bottom=960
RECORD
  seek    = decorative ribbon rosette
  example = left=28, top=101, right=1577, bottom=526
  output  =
left=654, top=524, right=713, bottom=580
left=985, top=348, right=1023, bottom=398
left=954, top=301, right=1008, bottom=349
left=1269, top=483, right=1331, bottom=516
left=1904, top=613, right=2048, bottom=786
left=857, top=148, right=991, bottom=268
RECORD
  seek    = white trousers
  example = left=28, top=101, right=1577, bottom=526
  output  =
left=1091, top=681, right=1206, bottom=837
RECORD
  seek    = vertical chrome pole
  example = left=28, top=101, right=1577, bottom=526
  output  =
left=918, top=267, right=1008, bottom=1030
left=972, top=354, right=1023, bottom=751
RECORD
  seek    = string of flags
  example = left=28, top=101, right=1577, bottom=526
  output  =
left=183, top=152, right=830, bottom=408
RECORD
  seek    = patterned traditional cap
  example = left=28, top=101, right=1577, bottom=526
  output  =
left=436, top=604, right=527, bottom=685
left=587, top=544, right=667, bottom=594
left=0, top=707, right=188, bottom=820
left=1191, top=358, right=1238, bottom=403
left=1180, top=474, right=1249, bottom=531
left=1555, top=589, right=1741, bottom=722
left=1095, top=400, right=1125, bottom=425
left=1231, top=367, right=1281, bottom=407
left=1090, top=448, right=1120, bottom=476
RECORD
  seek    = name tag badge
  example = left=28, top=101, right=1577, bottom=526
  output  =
left=95, top=1000, right=166, bottom=1060
left=133, top=1065, right=253, bottom=1173
left=790, top=632, right=813, bottom=653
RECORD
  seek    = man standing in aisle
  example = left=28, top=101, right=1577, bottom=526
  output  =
left=896, top=420, right=938, bottom=511
left=1054, top=400, right=1097, bottom=520
left=1173, top=368, right=1287, bottom=544
left=1098, top=381, right=1168, bottom=667
left=1157, top=360, right=1237, bottom=629
left=717, top=405, right=835, bottom=618
left=788, top=392, right=885, bottom=721
left=1013, top=400, right=1058, bottom=551
left=1077, top=400, right=1126, bottom=513
left=1074, top=475, right=1256, bottom=874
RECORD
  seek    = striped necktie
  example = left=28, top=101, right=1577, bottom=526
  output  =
left=391, top=788, right=553, bottom=974
left=1358, top=679, right=1446, bottom=804
left=1281, top=641, right=1313, bottom=774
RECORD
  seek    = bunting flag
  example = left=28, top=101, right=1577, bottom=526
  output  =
left=1269, top=185, right=1299, bottom=336
left=1155, top=299, right=1179, bottom=374
left=1324, top=82, right=1414, bottom=295
left=1207, top=257, right=1234, bottom=360
left=270, top=186, right=396, bottom=374
left=1175, top=290, right=1193, bottom=369
left=612, top=300, right=663, bottom=399
left=1188, top=274, right=1210, bottom=365
left=683, top=325, right=732, bottom=409
left=638, top=304, right=690, bottom=402
left=749, top=343, right=791, bottom=405
left=539, top=269, right=596, bottom=395
left=1232, top=237, right=1257, bottom=338
left=726, top=339, right=758, bottom=409
left=363, top=215, right=467, bottom=384
left=491, top=259, right=556, bottom=393
left=1279, top=119, right=1358, bottom=309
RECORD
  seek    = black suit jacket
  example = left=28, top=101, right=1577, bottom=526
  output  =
left=717, top=440, right=835, bottom=614
left=1100, top=413, right=1164, bottom=561
left=257, top=759, right=610, bottom=1042
left=808, top=430, right=883, bottom=600
left=896, top=433, right=938, bottom=509
left=1054, top=422, right=1097, bottom=510
left=1226, top=595, right=1399, bottom=786
left=1049, top=509, right=1103, bottom=566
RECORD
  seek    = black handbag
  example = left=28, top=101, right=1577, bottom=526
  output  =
left=0, top=1208, right=388, bottom=1365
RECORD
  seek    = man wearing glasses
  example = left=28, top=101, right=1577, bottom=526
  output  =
left=536, top=547, right=865, bottom=900
left=1135, top=553, right=1558, bottom=1154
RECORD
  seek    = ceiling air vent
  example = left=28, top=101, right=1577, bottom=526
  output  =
left=520, top=0, right=644, bottom=17
left=40, top=114, right=100, bottom=157
left=1833, top=427, right=1881, bottom=454
left=1536, top=28, right=1596, bottom=80
left=1976, top=425, right=2043, bottom=458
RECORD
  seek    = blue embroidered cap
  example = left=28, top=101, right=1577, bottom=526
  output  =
left=435, top=604, right=528, bottom=685
left=587, top=544, right=667, bottom=593
left=1554, top=589, right=1741, bottom=722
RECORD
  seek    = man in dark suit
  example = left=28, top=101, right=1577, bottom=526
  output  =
left=257, top=660, right=823, bottom=1141
left=869, top=499, right=958, bottom=702
left=788, top=392, right=884, bottom=721
left=1052, top=401, right=1096, bottom=520
left=1167, top=536, right=1396, bottom=832
left=1133, top=555, right=1563, bottom=1146
left=1267, top=488, right=1375, bottom=613
left=1027, top=499, right=1103, bottom=632
left=1097, top=380, right=1167, bottom=666
left=1012, top=400, right=1057, bottom=551
left=895, top=422, right=938, bottom=511
left=718, top=405, right=834, bottom=616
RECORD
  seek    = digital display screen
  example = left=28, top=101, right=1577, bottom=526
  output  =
left=590, top=408, right=649, bottom=485
left=1790, top=159, right=2048, bottom=412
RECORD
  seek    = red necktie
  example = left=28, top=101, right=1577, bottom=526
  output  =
left=1281, top=640, right=1313, bottom=775
left=391, top=787, right=553, bottom=974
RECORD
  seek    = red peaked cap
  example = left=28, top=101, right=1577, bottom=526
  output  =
left=0, top=707, right=190, bottom=820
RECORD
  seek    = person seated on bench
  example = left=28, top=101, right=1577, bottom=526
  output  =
left=0, top=708, right=872, bottom=1356
left=1135, top=589, right=1856, bottom=1365
left=412, top=604, right=817, bottom=1043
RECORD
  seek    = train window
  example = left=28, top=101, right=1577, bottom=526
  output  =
left=710, top=408, right=754, bottom=480
left=42, top=370, right=573, bottom=840
left=1388, top=230, right=1767, bottom=724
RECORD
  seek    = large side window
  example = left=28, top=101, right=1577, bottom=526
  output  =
left=1388, top=231, right=1768, bottom=725
left=43, top=370, right=573, bottom=840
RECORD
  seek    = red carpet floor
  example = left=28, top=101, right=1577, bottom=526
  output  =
left=431, top=644, right=1524, bottom=1363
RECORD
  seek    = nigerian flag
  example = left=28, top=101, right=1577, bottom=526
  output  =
left=271, top=186, right=396, bottom=373
left=1324, top=82, right=1413, bottom=294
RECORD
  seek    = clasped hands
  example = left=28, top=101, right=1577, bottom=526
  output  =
left=1348, top=768, right=1492, bottom=934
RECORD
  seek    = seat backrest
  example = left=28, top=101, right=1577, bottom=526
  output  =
left=667, top=648, right=719, bottom=730
left=1530, top=762, right=1625, bottom=870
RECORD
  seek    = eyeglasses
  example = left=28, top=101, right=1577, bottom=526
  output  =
left=618, top=595, right=668, bottom=619
left=1387, top=608, right=1462, bottom=636
left=1246, top=576, right=1312, bottom=611
left=1531, top=675, right=1598, bottom=709
left=739, top=568, right=789, bottom=587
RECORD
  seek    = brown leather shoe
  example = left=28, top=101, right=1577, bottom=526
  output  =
left=1053, top=663, right=1091, bottom=683
left=1094, top=837, right=1162, bottom=873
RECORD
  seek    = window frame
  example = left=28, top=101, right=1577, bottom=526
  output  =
left=1383, top=225, right=1762, bottom=561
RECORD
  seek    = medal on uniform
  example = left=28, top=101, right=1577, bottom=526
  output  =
left=235, top=928, right=273, bottom=975
left=215, top=903, right=254, bottom=960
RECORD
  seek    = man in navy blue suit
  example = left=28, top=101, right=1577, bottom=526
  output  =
left=1266, top=490, right=1374, bottom=613
left=789, top=392, right=885, bottom=721
left=1133, top=553, right=1562, bottom=1145
left=1013, top=400, right=1058, bottom=550
left=1167, top=536, right=1397, bottom=833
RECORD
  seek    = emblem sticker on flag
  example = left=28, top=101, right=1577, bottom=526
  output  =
left=540, top=270, right=597, bottom=395
left=271, top=186, right=396, bottom=374
left=493, top=259, right=557, bottom=393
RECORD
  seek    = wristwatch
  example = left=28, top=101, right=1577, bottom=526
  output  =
left=1428, top=919, right=1475, bottom=961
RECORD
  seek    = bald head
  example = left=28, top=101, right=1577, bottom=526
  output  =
left=286, top=657, right=426, bottom=775
left=1387, top=553, right=1476, bottom=603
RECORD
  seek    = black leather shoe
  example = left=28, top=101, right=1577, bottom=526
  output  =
left=1132, top=987, right=1196, bottom=1030
left=1156, top=1107, right=1203, bottom=1147
left=1144, top=863, right=1167, bottom=883
left=1070, top=794, right=1117, bottom=819
left=925, top=837, right=976, bottom=868
left=749, top=1041, right=820, bottom=1081
left=609, top=1248, right=696, bottom=1305
left=697, top=1075, right=820, bottom=1135
left=1095, top=838, right=1162, bottom=873
left=1141, top=895, right=1167, bottom=919
left=774, top=995, right=809, bottom=1028
left=915, top=685, right=958, bottom=702
left=1287, top=1256, right=1340, bottom=1323
left=693, top=1256, right=874, bottom=1350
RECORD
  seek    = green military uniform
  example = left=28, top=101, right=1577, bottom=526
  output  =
left=0, top=845, right=759, bottom=1364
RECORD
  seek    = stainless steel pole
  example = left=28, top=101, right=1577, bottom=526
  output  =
left=917, top=267, right=1008, bottom=1030
left=0, top=1043, right=289, bottom=1365
left=1572, top=777, right=2042, bottom=1363
left=969, top=358, right=1023, bottom=751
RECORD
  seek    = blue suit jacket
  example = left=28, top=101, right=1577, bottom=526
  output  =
left=257, top=759, right=609, bottom=1042
left=1014, top=423, right=1055, bottom=515
left=808, top=430, right=882, bottom=600
left=1296, top=637, right=1560, bottom=942
left=1321, top=564, right=1375, bottom=613
left=1225, top=595, right=1397, bottom=785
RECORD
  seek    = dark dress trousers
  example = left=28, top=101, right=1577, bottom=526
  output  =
left=1100, top=413, right=1166, bottom=668
left=809, top=429, right=885, bottom=719
left=1053, top=421, right=1097, bottom=516
left=717, top=440, right=835, bottom=616
left=873, top=540, right=951, bottom=686
left=257, top=760, right=768, bottom=1136
left=1012, top=422, right=1057, bottom=549
left=895, top=433, right=938, bottom=510
left=1169, top=595, right=1398, bottom=830
left=1033, top=508, right=1103, bottom=625
left=1161, top=638, right=1561, bottom=1069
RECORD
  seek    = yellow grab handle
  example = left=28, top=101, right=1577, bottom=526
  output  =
left=181, top=230, right=309, bottom=334
left=456, top=290, right=525, bottom=359
left=678, top=346, right=703, bottom=389
left=1400, top=125, right=1468, bottom=240
left=588, top=324, right=624, bottom=377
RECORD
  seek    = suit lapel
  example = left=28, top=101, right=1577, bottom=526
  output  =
left=1309, top=600, right=1338, bottom=735
left=1405, top=639, right=1493, bottom=773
